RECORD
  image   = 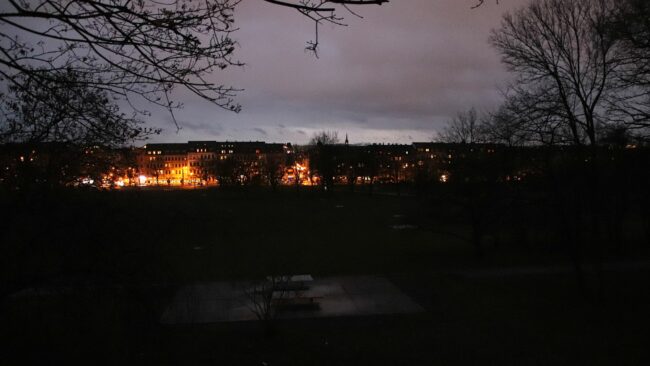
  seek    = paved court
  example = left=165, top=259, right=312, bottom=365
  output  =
left=161, top=275, right=424, bottom=324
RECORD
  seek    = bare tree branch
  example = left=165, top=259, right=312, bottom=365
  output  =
left=0, top=0, right=243, bottom=140
left=490, top=0, right=627, bottom=146
left=260, top=0, right=388, bottom=55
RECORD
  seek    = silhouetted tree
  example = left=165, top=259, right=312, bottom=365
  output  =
left=309, top=130, right=340, bottom=146
left=311, top=143, right=336, bottom=192
left=214, top=157, right=237, bottom=187
left=261, top=154, right=285, bottom=190
left=481, top=104, right=532, bottom=147
left=488, top=1, right=648, bottom=289
left=0, top=0, right=243, bottom=132
left=490, top=0, right=623, bottom=146
left=1, top=69, right=157, bottom=146
left=447, top=147, right=505, bottom=258
left=360, top=148, right=380, bottom=196
left=607, top=0, right=650, bottom=134
left=437, top=108, right=486, bottom=144
left=341, top=147, right=363, bottom=192
left=243, top=275, right=290, bottom=336
left=494, top=84, right=575, bottom=146
left=308, top=131, right=339, bottom=191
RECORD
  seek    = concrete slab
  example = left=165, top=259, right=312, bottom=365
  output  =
left=161, top=276, right=424, bottom=324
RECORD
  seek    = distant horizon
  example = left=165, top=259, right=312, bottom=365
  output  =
left=139, top=138, right=444, bottom=148
left=141, top=135, right=438, bottom=147
left=143, top=124, right=441, bottom=146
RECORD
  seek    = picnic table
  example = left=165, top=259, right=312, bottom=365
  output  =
left=268, top=274, right=322, bottom=308
left=271, top=290, right=323, bottom=307
left=267, top=274, right=314, bottom=291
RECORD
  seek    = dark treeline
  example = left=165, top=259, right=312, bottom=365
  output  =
left=416, top=144, right=650, bottom=297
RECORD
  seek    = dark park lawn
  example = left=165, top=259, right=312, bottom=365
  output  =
left=2, top=187, right=649, bottom=365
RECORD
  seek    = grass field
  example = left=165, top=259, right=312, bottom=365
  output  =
left=2, top=187, right=649, bottom=365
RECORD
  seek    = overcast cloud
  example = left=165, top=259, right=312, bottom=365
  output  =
left=140, top=1, right=522, bottom=144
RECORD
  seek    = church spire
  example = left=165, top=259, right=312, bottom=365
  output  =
left=345, top=133, right=349, bottom=145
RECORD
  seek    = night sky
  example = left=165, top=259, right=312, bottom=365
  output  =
left=9, top=0, right=525, bottom=145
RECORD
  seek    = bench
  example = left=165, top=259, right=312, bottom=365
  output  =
left=271, top=290, right=323, bottom=308
left=267, top=274, right=314, bottom=291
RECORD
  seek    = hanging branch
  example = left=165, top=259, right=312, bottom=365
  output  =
left=262, top=0, right=388, bottom=55
left=0, top=0, right=243, bottom=136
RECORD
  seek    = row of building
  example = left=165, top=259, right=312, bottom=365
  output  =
left=1, top=139, right=521, bottom=189
left=134, top=140, right=503, bottom=187
left=138, top=141, right=291, bottom=186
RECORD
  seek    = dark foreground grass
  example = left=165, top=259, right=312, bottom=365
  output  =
left=2, top=187, right=649, bottom=365
left=3, top=186, right=605, bottom=283
left=2, top=187, right=479, bottom=284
